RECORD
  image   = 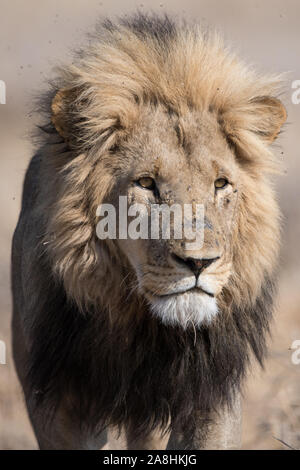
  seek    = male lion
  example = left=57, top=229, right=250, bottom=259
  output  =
left=12, top=14, right=287, bottom=449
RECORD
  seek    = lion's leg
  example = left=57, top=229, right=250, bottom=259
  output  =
left=24, top=397, right=107, bottom=450
left=199, top=397, right=242, bottom=450
left=20, top=379, right=107, bottom=450
left=168, top=395, right=242, bottom=450
left=12, top=307, right=107, bottom=450
left=26, top=403, right=98, bottom=450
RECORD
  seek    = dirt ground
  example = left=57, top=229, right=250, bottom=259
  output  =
left=1, top=0, right=300, bottom=449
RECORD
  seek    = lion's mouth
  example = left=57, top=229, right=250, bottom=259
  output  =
left=145, top=286, right=215, bottom=299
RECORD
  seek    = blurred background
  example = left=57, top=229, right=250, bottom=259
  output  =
left=0, top=0, right=300, bottom=449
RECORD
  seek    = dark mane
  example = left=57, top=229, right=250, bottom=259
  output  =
left=119, top=11, right=177, bottom=42
left=27, top=238, right=274, bottom=446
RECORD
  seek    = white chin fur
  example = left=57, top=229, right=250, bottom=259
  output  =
left=149, top=291, right=218, bottom=329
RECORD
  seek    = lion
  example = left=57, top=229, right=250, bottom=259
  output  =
left=11, top=13, right=287, bottom=450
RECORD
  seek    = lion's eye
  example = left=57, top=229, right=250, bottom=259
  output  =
left=215, top=178, right=229, bottom=189
left=136, top=177, right=156, bottom=190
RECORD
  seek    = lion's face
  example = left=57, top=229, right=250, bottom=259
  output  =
left=107, top=106, right=240, bottom=327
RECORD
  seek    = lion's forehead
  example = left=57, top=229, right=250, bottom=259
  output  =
left=125, top=106, right=238, bottom=186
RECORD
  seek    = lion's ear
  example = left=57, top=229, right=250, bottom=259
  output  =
left=51, top=88, right=77, bottom=141
left=250, top=96, right=287, bottom=143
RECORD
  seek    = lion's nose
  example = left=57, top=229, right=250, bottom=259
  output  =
left=171, top=254, right=220, bottom=277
